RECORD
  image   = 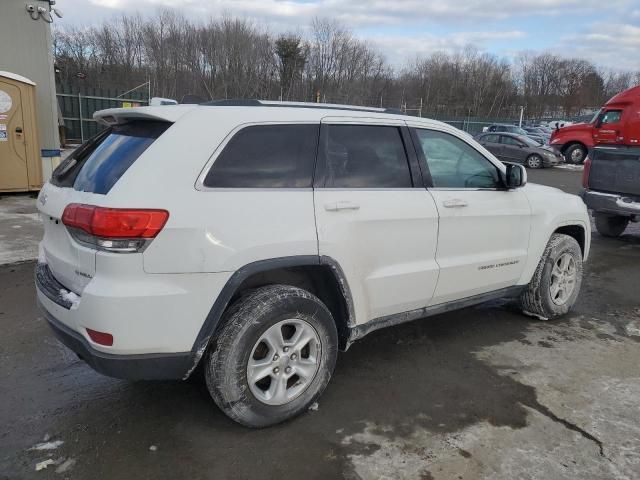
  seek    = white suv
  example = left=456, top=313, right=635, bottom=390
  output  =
left=36, top=100, right=590, bottom=427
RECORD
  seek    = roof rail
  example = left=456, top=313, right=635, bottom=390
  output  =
left=199, top=99, right=409, bottom=116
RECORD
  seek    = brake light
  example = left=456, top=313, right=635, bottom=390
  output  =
left=582, top=157, right=591, bottom=189
left=62, top=204, right=169, bottom=252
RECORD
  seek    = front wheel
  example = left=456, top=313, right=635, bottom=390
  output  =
left=526, top=154, right=543, bottom=169
left=594, top=213, right=629, bottom=237
left=564, top=144, right=586, bottom=164
left=520, top=233, right=583, bottom=320
left=205, top=284, right=338, bottom=428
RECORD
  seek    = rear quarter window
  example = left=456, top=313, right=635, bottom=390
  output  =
left=62, top=121, right=170, bottom=194
left=203, top=124, right=319, bottom=188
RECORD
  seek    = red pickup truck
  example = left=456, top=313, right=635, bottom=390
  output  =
left=550, top=85, right=640, bottom=164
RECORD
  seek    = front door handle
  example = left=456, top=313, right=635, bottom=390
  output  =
left=324, top=201, right=360, bottom=211
left=442, top=198, right=468, bottom=208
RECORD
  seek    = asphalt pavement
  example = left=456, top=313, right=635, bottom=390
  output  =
left=1, top=166, right=639, bottom=479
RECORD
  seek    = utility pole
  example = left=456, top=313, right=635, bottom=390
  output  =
left=519, top=106, right=524, bottom=127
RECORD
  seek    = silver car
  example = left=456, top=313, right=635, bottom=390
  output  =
left=475, top=132, right=562, bottom=168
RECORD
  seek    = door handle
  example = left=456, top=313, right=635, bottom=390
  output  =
left=324, top=201, right=360, bottom=211
left=442, top=198, right=468, bottom=208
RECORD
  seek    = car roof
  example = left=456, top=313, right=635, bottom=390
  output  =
left=93, top=100, right=457, bottom=133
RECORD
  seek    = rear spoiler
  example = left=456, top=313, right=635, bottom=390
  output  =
left=94, top=105, right=196, bottom=126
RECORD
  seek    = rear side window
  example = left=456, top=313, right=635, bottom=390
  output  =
left=203, top=124, right=319, bottom=188
left=321, top=125, right=412, bottom=188
left=481, top=134, right=500, bottom=143
left=72, top=121, right=170, bottom=194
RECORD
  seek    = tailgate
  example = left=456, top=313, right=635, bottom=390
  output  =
left=37, top=183, right=97, bottom=295
left=589, top=147, right=640, bottom=196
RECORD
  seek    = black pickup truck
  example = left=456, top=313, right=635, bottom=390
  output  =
left=581, top=146, right=640, bottom=237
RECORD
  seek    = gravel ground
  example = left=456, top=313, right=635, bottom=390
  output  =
left=1, top=167, right=639, bottom=479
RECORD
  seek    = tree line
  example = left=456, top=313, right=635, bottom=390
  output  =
left=53, top=11, right=639, bottom=119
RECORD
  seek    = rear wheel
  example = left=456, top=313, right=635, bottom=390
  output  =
left=594, top=213, right=629, bottom=237
left=520, top=233, right=583, bottom=320
left=564, top=143, right=586, bottom=164
left=205, top=284, right=338, bottom=428
left=526, top=154, right=543, bottom=169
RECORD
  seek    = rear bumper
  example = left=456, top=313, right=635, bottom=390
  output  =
left=580, top=189, right=640, bottom=217
left=39, top=299, right=192, bottom=380
left=34, top=262, right=230, bottom=380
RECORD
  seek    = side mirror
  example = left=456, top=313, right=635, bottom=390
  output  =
left=503, top=163, right=527, bottom=189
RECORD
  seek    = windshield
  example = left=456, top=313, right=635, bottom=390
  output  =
left=589, top=109, right=603, bottom=124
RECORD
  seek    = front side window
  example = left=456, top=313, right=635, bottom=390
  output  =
left=203, top=124, right=319, bottom=188
left=415, top=129, right=502, bottom=189
left=321, top=125, right=412, bottom=188
left=600, top=110, right=622, bottom=125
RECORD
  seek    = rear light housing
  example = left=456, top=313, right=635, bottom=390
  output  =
left=62, top=204, right=169, bottom=253
left=582, top=156, right=591, bottom=189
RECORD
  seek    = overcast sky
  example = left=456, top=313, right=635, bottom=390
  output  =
left=54, top=0, right=640, bottom=71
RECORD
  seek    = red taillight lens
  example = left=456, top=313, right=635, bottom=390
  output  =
left=582, top=157, right=591, bottom=189
left=86, top=328, right=114, bottom=346
left=62, top=204, right=169, bottom=238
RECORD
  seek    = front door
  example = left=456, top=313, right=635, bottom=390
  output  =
left=593, top=109, right=623, bottom=144
left=0, top=80, right=28, bottom=191
left=411, top=127, right=531, bottom=305
left=314, top=118, right=440, bottom=323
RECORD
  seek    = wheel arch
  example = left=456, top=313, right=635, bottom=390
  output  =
left=184, top=256, right=355, bottom=379
left=561, top=141, right=587, bottom=154
left=554, top=224, right=586, bottom=258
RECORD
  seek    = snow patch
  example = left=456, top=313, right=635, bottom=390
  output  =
left=35, top=459, right=56, bottom=471
left=308, top=402, right=319, bottom=411
left=56, top=458, right=76, bottom=474
left=29, top=440, right=64, bottom=451
left=59, top=289, right=80, bottom=309
left=625, top=323, right=640, bottom=337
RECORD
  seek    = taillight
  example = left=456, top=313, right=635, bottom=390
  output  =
left=582, top=157, right=591, bottom=189
left=62, top=204, right=169, bottom=253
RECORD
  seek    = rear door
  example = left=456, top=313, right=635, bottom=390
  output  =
left=411, top=127, right=531, bottom=305
left=499, top=135, right=526, bottom=162
left=477, top=134, right=503, bottom=159
left=314, top=118, right=440, bottom=322
left=38, top=121, right=170, bottom=294
left=594, top=109, right=624, bottom=144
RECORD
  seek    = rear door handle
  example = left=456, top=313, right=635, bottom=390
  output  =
left=442, top=198, right=468, bottom=208
left=324, top=201, right=360, bottom=211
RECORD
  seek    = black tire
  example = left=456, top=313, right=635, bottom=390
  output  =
left=520, top=233, right=583, bottom=320
left=526, top=154, right=543, bottom=169
left=205, top=284, right=338, bottom=428
left=594, top=213, right=629, bottom=237
left=564, top=143, right=586, bottom=164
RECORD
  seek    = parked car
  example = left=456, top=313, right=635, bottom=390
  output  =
left=550, top=85, right=640, bottom=164
left=35, top=100, right=590, bottom=427
left=581, top=146, right=640, bottom=237
left=523, top=126, right=551, bottom=143
left=475, top=132, right=563, bottom=168
left=483, top=123, right=528, bottom=136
